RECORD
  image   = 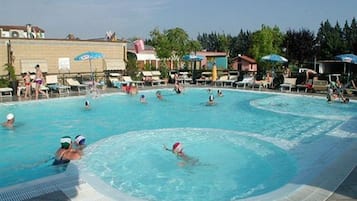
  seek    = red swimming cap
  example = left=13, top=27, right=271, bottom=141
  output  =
left=172, top=142, right=182, bottom=153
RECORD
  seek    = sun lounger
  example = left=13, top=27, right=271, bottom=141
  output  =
left=66, top=78, right=88, bottom=93
left=222, top=75, right=238, bottom=87
left=177, top=72, right=192, bottom=85
left=214, top=75, right=229, bottom=86
left=0, top=87, right=13, bottom=97
left=46, top=75, right=70, bottom=95
left=312, top=80, right=328, bottom=92
left=235, top=77, right=254, bottom=89
left=123, top=76, right=144, bottom=87
left=151, top=71, right=166, bottom=86
left=280, top=78, right=297, bottom=92
left=31, top=83, right=49, bottom=97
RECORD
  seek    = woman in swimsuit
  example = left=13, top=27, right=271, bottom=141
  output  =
left=23, top=72, right=31, bottom=98
left=53, top=136, right=82, bottom=166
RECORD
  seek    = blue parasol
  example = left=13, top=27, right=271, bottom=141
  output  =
left=261, top=54, right=288, bottom=63
left=335, top=53, right=357, bottom=64
left=182, top=54, right=205, bottom=61
left=74, top=51, right=104, bottom=82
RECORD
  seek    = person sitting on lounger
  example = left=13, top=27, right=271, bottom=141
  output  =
left=52, top=136, right=83, bottom=166
left=2, top=113, right=15, bottom=128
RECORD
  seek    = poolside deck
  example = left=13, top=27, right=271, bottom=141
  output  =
left=0, top=84, right=356, bottom=201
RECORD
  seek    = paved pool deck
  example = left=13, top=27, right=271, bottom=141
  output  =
left=0, top=85, right=356, bottom=201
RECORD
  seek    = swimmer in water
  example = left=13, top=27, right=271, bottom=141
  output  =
left=156, top=90, right=163, bottom=100
left=206, top=94, right=216, bottom=106
left=2, top=113, right=15, bottom=128
left=140, top=94, right=147, bottom=104
left=163, top=142, right=198, bottom=166
left=84, top=100, right=90, bottom=109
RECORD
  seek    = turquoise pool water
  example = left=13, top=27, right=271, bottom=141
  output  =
left=1, top=88, right=356, bottom=201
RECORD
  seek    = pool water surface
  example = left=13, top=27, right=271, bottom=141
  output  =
left=0, top=88, right=356, bottom=201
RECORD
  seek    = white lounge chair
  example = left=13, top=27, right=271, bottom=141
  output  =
left=280, top=78, right=297, bottom=92
left=46, top=75, right=70, bottom=95
left=66, top=78, right=88, bottom=93
left=0, top=87, right=13, bottom=97
left=123, top=76, right=144, bottom=87
left=151, top=71, right=166, bottom=86
left=235, top=77, right=255, bottom=89
left=31, top=83, right=49, bottom=97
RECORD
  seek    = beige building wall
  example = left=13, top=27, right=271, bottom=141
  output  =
left=0, top=38, right=127, bottom=80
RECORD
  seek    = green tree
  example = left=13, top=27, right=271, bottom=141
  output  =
left=249, top=25, right=284, bottom=65
left=284, top=29, right=315, bottom=66
left=316, top=20, right=346, bottom=59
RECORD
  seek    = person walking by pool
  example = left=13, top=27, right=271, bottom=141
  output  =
left=23, top=71, right=31, bottom=99
left=34, top=64, right=49, bottom=100
left=52, top=136, right=83, bottom=166
left=2, top=113, right=15, bottom=128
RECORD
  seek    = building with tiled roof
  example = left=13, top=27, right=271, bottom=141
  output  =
left=0, top=24, right=45, bottom=39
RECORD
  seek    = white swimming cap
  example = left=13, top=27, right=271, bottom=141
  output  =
left=60, top=136, right=72, bottom=149
left=6, top=113, right=14, bottom=120
left=75, top=135, right=86, bottom=145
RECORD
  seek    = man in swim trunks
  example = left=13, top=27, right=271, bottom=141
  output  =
left=34, top=64, right=49, bottom=100
left=53, top=136, right=83, bottom=166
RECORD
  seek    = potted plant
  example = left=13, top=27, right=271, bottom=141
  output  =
left=3, top=63, right=18, bottom=95
left=159, top=64, right=169, bottom=84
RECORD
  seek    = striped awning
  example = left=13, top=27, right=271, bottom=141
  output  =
left=20, top=59, right=48, bottom=73
left=104, top=58, right=126, bottom=71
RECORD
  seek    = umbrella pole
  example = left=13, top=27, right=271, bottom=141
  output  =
left=89, top=59, right=94, bottom=85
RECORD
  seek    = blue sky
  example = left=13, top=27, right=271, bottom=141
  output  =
left=1, top=0, right=356, bottom=40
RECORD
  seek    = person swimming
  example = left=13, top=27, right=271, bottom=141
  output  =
left=206, top=94, right=216, bottom=106
left=163, top=142, right=198, bottom=166
left=52, top=136, right=82, bottom=166
left=74, top=135, right=86, bottom=150
left=156, top=90, right=163, bottom=100
left=140, top=94, right=147, bottom=103
left=85, top=100, right=90, bottom=109
left=2, top=113, right=15, bottom=128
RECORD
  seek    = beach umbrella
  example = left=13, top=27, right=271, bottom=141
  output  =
left=74, top=51, right=104, bottom=82
left=182, top=54, right=205, bottom=62
left=335, top=53, right=357, bottom=64
left=261, top=54, right=288, bottom=63
left=335, top=53, right=357, bottom=81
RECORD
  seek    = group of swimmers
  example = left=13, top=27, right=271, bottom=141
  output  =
left=52, top=135, right=86, bottom=166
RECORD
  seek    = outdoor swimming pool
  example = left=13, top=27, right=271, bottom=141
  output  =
left=1, top=88, right=356, bottom=201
